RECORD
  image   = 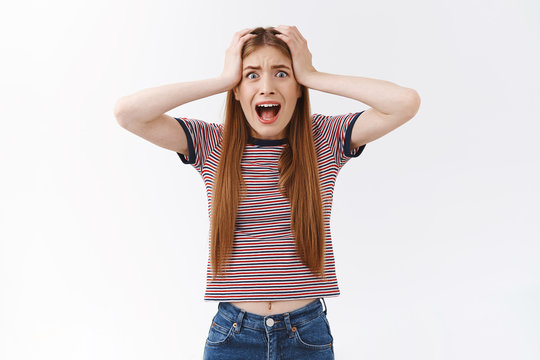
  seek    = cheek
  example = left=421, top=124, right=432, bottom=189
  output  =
left=286, top=100, right=296, bottom=113
left=241, top=101, right=252, bottom=114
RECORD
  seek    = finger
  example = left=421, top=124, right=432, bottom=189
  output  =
left=285, top=25, right=304, bottom=40
left=278, top=26, right=300, bottom=42
left=275, top=28, right=289, bottom=38
left=281, top=32, right=299, bottom=44
left=274, top=25, right=290, bottom=34
left=294, top=27, right=307, bottom=42
left=275, top=34, right=290, bottom=44
left=235, top=28, right=256, bottom=38
left=288, top=26, right=303, bottom=41
left=232, top=30, right=255, bottom=46
left=240, top=33, right=256, bottom=42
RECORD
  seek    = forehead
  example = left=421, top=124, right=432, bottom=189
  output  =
left=243, top=46, right=291, bottom=68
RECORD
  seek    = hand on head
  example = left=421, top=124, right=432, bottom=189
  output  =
left=221, top=28, right=257, bottom=90
left=274, top=25, right=317, bottom=86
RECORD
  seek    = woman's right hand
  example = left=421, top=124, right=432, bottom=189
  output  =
left=220, top=28, right=257, bottom=90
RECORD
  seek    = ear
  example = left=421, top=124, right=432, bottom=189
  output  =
left=233, top=86, right=239, bottom=101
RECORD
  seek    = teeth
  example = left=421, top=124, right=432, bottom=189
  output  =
left=257, top=104, right=280, bottom=108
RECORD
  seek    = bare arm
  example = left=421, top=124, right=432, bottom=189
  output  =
left=275, top=25, right=421, bottom=149
left=113, top=77, right=232, bottom=125
left=303, top=71, right=420, bottom=149
left=113, top=77, right=235, bottom=155
left=114, top=27, right=257, bottom=125
left=113, top=28, right=256, bottom=155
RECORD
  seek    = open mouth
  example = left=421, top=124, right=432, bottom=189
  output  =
left=255, top=103, right=281, bottom=123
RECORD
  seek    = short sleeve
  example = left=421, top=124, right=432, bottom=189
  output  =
left=174, top=117, right=223, bottom=172
left=312, top=111, right=367, bottom=168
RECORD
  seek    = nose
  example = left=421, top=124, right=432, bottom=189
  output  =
left=259, top=75, right=275, bottom=95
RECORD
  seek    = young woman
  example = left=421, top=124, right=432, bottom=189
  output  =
left=115, top=25, right=420, bottom=360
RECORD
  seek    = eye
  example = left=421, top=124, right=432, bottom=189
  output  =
left=247, top=72, right=258, bottom=79
left=276, top=71, right=288, bottom=78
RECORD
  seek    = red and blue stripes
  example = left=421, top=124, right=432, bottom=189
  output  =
left=175, top=111, right=366, bottom=301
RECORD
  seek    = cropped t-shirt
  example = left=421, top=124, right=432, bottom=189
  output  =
left=175, top=111, right=366, bottom=302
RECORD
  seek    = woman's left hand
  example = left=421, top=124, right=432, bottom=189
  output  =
left=275, top=25, right=317, bottom=86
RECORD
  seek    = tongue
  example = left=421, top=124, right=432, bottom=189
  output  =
left=260, top=107, right=277, bottom=120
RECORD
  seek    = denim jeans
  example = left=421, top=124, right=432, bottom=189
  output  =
left=203, top=298, right=334, bottom=360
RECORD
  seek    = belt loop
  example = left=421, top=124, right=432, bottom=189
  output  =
left=321, top=297, right=327, bottom=315
left=283, top=313, right=295, bottom=338
left=234, top=309, right=246, bottom=333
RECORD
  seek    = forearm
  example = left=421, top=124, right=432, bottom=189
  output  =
left=303, top=71, right=418, bottom=115
left=114, top=76, right=232, bottom=124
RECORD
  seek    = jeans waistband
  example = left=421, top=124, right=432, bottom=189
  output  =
left=217, top=298, right=327, bottom=332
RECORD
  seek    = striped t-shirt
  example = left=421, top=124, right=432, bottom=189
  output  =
left=175, top=111, right=366, bottom=302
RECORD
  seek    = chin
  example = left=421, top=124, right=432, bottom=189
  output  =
left=248, top=115, right=290, bottom=139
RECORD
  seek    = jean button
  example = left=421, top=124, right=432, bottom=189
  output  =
left=266, top=318, right=275, bottom=327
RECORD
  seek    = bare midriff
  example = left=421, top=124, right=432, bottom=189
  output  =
left=229, top=298, right=318, bottom=316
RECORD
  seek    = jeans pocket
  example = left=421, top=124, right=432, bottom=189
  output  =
left=293, top=313, right=333, bottom=350
left=205, top=313, right=235, bottom=347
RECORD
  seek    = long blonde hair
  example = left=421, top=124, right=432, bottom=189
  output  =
left=210, top=26, right=326, bottom=281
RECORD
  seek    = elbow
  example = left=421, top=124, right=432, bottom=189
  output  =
left=113, top=97, right=129, bottom=127
left=405, top=89, right=421, bottom=118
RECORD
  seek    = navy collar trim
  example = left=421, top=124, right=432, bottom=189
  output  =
left=248, top=137, right=288, bottom=146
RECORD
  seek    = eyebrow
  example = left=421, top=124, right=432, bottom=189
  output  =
left=243, top=64, right=291, bottom=72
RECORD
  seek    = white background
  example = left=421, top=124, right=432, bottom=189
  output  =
left=1, top=0, right=539, bottom=359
